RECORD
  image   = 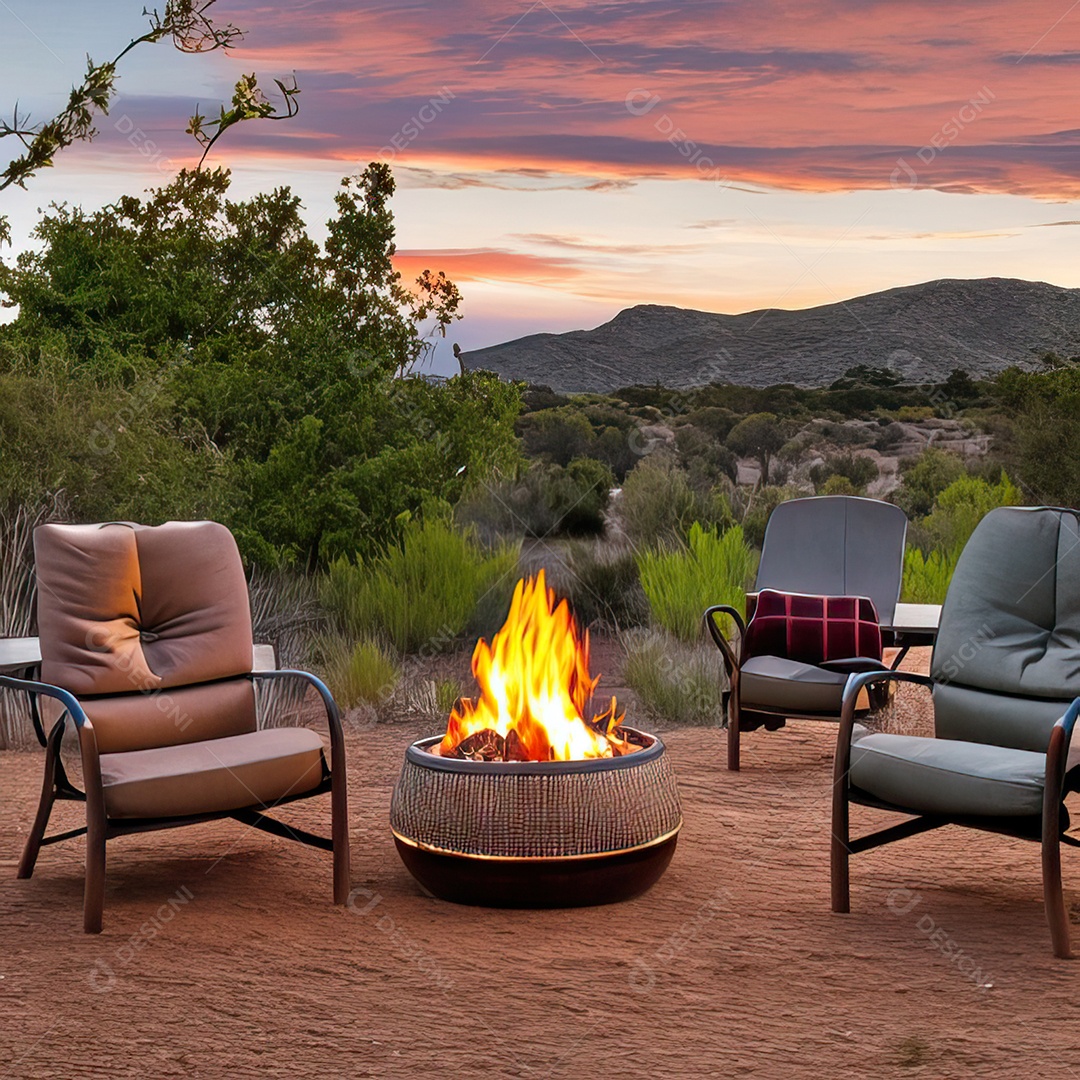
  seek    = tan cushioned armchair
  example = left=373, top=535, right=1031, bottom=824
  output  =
left=3, top=521, right=350, bottom=932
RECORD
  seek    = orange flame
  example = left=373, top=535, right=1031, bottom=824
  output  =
left=440, top=571, right=626, bottom=761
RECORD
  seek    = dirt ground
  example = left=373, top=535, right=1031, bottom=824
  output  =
left=3, top=662, right=1080, bottom=1079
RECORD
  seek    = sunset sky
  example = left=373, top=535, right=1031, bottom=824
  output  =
left=3, top=0, right=1080, bottom=371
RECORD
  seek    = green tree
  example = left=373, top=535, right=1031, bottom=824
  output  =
left=726, top=412, right=786, bottom=484
left=995, top=366, right=1080, bottom=509
left=0, top=166, right=520, bottom=567
left=892, top=448, right=965, bottom=519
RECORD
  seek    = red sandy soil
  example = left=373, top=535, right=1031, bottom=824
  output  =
left=3, top=670, right=1080, bottom=1078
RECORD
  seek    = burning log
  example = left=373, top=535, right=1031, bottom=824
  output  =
left=447, top=729, right=504, bottom=761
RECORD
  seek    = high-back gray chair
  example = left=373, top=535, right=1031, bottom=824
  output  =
left=0, top=521, right=350, bottom=932
left=706, top=496, right=908, bottom=770
left=756, top=496, right=907, bottom=627
left=832, top=506, right=1080, bottom=958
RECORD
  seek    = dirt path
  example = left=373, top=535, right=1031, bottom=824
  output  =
left=3, top=703, right=1080, bottom=1079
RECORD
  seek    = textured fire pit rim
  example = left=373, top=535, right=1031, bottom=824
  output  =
left=405, top=728, right=664, bottom=776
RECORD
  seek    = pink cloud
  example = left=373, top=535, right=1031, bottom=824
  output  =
left=196, top=0, right=1080, bottom=197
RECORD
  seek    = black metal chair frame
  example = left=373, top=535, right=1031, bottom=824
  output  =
left=705, top=602, right=893, bottom=772
left=832, top=670, right=1080, bottom=959
left=1, top=668, right=350, bottom=933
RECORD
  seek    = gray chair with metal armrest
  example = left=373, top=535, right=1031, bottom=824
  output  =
left=706, top=495, right=909, bottom=770
left=832, top=505, right=1080, bottom=958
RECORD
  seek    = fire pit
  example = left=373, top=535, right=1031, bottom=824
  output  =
left=390, top=572, right=682, bottom=907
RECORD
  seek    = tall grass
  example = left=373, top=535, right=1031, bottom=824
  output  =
left=318, top=635, right=400, bottom=710
left=901, top=547, right=957, bottom=605
left=636, top=523, right=756, bottom=643
left=323, top=515, right=520, bottom=654
left=249, top=566, right=326, bottom=726
left=622, top=629, right=725, bottom=727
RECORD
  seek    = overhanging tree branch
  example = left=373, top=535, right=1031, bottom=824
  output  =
left=0, top=0, right=297, bottom=194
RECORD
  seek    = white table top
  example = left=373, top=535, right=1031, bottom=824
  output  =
left=887, top=603, right=942, bottom=634
left=0, top=638, right=277, bottom=676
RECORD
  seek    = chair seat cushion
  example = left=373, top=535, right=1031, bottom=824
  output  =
left=849, top=728, right=1046, bottom=818
left=100, top=728, right=326, bottom=819
left=739, top=655, right=850, bottom=714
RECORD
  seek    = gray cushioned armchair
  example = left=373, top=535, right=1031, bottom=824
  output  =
left=832, top=506, right=1080, bottom=958
left=706, top=495, right=908, bottom=770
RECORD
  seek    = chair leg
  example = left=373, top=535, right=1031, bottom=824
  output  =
left=83, top=814, right=106, bottom=934
left=1042, top=802, right=1072, bottom=959
left=17, top=724, right=63, bottom=879
left=831, top=769, right=851, bottom=914
left=82, top=752, right=108, bottom=934
left=331, top=763, right=351, bottom=905
left=726, top=691, right=741, bottom=771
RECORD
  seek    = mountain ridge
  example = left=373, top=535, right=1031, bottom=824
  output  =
left=461, top=277, right=1080, bottom=391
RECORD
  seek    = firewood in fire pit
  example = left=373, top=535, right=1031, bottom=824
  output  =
left=449, top=729, right=505, bottom=761
left=503, top=729, right=530, bottom=761
left=612, top=726, right=650, bottom=748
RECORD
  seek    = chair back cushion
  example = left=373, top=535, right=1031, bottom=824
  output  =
left=35, top=521, right=254, bottom=721
left=931, top=506, right=1080, bottom=751
left=755, top=496, right=908, bottom=627
left=743, top=589, right=883, bottom=666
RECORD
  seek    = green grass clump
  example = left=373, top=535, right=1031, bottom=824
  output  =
left=622, top=630, right=725, bottom=727
left=901, top=546, right=956, bottom=604
left=435, top=678, right=464, bottom=715
left=319, top=636, right=400, bottom=709
left=323, top=515, right=519, bottom=654
left=636, top=522, right=756, bottom=643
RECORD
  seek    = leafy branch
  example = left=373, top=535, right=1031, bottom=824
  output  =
left=0, top=0, right=298, bottom=193
left=187, top=74, right=301, bottom=169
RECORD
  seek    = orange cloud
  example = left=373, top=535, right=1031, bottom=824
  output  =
left=392, top=248, right=583, bottom=285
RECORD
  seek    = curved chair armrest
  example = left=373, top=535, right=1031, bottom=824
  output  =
left=1046, top=697, right=1080, bottom=793
left=0, top=673, right=88, bottom=728
left=0, top=674, right=104, bottom=805
left=703, top=605, right=745, bottom=679
left=247, top=669, right=346, bottom=757
left=819, top=657, right=891, bottom=675
left=835, top=670, right=935, bottom=786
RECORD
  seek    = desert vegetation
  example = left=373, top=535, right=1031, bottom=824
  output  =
left=1, top=47, right=1073, bottom=734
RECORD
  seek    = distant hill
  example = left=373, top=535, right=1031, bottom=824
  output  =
left=461, top=278, right=1080, bottom=392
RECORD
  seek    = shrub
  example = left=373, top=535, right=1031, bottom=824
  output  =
left=636, top=523, right=756, bottom=643
left=818, top=475, right=858, bottom=496
left=564, top=541, right=648, bottom=630
left=902, top=547, right=956, bottom=604
left=892, top=448, right=965, bottom=518
left=516, top=407, right=595, bottom=466
left=810, top=452, right=878, bottom=493
left=675, top=425, right=738, bottom=484
left=622, top=629, right=725, bottom=727
left=920, top=471, right=1022, bottom=553
left=901, top=471, right=1021, bottom=602
left=318, top=636, right=400, bottom=709
left=619, top=455, right=732, bottom=547
left=323, top=514, right=519, bottom=654
left=455, top=459, right=613, bottom=542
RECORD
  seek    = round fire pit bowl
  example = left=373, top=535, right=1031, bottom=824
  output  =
left=390, top=728, right=682, bottom=908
